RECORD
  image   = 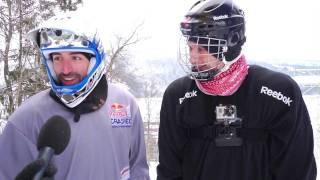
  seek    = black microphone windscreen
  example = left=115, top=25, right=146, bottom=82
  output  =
left=37, top=115, right=71, bottom=155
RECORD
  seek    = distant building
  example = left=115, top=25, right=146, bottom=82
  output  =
left=293, top=75, right=320, bottom=95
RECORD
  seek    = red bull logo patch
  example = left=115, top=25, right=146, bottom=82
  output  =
left=109, top=103, right=132, bottom=128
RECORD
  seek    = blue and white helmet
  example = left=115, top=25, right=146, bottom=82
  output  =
left=27, top=12, right=107, bottom=108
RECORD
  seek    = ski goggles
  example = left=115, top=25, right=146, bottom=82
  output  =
left=38, top=28, right=90, bottom=49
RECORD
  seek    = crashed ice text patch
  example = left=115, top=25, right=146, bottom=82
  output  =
left=109, top=103, right=132, bottom=128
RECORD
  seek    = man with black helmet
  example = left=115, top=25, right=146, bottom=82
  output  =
left=156, top=0, right=317, bottom=179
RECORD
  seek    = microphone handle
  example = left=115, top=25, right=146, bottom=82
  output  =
left=33, top=147, right=55, bottom=180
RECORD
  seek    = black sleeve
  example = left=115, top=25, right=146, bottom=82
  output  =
left=156, top=84, right=189, bottom=180
left=268, top=78, right=317, bottom=180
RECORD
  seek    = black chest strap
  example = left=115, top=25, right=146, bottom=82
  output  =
left=186, top=126, right=268, bottom=142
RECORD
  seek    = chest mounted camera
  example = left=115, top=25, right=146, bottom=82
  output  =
left=215, top=104, right=243, bottom=147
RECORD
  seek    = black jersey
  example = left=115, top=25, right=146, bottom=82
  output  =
left=157, top=65, right=316, bottom=180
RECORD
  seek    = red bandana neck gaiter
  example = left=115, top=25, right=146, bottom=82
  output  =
left=196, top=55, right=249, bottom=96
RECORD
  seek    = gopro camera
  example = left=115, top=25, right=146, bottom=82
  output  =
left=215, top=104, right=242, bottom=147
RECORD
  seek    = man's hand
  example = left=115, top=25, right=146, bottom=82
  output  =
left=15, top=159, right=57, bottom=180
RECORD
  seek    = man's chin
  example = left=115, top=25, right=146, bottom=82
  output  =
left=61, top=79, right=81, bottom=86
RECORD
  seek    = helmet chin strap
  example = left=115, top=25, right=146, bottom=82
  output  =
left=190, top=68, right=221, bottom=81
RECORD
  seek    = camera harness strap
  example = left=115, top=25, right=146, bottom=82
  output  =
left=186, top=126, right=268, bottom=142
left=186, top=126, right=269, bottom=180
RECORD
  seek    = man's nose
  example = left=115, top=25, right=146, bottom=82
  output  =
left=189, top=50, right=199, bottom=65
left=61, top=59, right=73, bottom=74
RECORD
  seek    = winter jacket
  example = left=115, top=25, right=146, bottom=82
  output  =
left=157, top=65, right=317, bottom=180
left=0, top=83, right=150, bottom=180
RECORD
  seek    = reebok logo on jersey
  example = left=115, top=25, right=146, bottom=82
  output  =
left=213, top=14, right=228, bottom=20
left=179, top=90, right=197, bottom=104
left=260, top=86, right=293, bottom=107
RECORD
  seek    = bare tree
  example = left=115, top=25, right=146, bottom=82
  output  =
left=106, top=23, right=146, bottom=95
left=1, top=0, right=15, bottom=115
left=0, top=0, right=82, bottom=118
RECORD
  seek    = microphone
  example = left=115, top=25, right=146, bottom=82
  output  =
left=33, top=115, right=71, bottom=180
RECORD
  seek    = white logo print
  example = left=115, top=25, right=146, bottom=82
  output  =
left=260, top=86, right=293, bottom=107
left=179, top=90, right=197, bottom=104
left=213, top=15, right=228, bottom=20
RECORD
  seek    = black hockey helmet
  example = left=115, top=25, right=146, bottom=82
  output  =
left=180, top=0, right=246, bottom=61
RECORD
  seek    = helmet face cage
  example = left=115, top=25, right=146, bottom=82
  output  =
left=37, top=28, right=106, bottom=108
left=178, top=35, right=227, bottom=81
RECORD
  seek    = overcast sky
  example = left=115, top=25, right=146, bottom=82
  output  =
left=78, top=0, right=320, bottom=64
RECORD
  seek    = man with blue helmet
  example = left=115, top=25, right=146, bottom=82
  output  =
left=0, top=13, right=150, bottom=180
